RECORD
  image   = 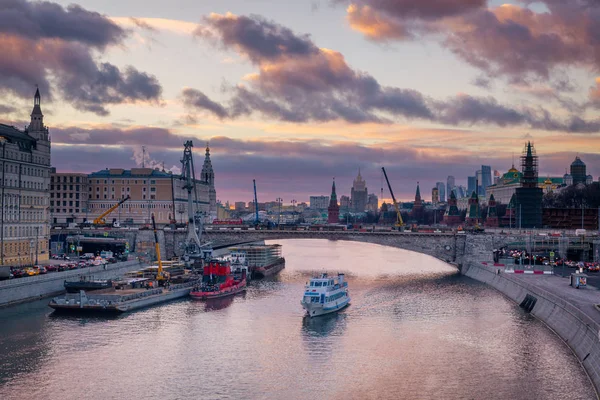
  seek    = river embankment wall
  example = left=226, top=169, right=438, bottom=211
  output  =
left=0, top=259, right=144, bottom=308
left=463, top=262, right=600, bottom=394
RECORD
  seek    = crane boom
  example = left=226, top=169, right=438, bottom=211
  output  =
left=253, top=179, right=259, bottom=225
left=93, top=195, right=130, bottom=225
left=151, top=213, right=165, bottom=281
left=381, top=167, right=404, bottom=228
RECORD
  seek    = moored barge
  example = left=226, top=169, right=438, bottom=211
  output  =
left=229, top=244, right=285, bottom=279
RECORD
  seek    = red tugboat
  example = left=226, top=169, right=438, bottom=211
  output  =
left=190, top=259, right=247, bottom=300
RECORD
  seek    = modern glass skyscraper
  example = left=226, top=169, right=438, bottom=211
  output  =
left=446, top=176, right=455, bottom=200
left=481, top=165, right=492, bottom=196
left=467, top=176, right=476, bottom=196
left=436, top=182, right=445, bottom=202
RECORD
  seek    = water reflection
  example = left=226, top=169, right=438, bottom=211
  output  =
left=0, top=239, right=595, bottom=400
left=301, top=312, right=348, bottom=338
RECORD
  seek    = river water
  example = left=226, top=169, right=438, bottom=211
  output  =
left=0, top=239, right=595, bottom=400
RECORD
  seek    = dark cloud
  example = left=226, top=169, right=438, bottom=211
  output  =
left=0, top=0, right=162, bottom=115
left=343, top=1, right=600, bottom=82
left=182, top=88, right=228, bottom=119
left=51, top=125, right=181, bottom=147
left=472, top=76, right=491, bottom=90
left=50, top=128, right=600, bottom=203
left=194, top=13, right=318, bottom=63
left=0, top=104, right=17, bottom=115
left=437, top=95, right=526, bottom=127
left=0, top=0, right=125, bottom=48
left=187, top=13, right=600, bottom=132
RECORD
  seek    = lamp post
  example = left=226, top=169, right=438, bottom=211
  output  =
left=35, top=226, right=39, bottom=265
left=0, top=136, right=6, bottom=266
left=276, top=197, right=283, bottom=229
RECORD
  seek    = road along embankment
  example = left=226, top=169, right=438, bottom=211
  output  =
left=462, top=261, right=600, bottom=395
left=0, top=259, right=144, bottom=308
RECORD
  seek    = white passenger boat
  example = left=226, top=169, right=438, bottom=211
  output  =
left=301, top=273, right=350, bottom=317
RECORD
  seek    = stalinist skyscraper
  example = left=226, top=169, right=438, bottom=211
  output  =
left=350, top=169, right=368, bottom=212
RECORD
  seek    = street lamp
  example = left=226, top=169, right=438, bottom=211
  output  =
left=0, top=136, right=6, bottom=266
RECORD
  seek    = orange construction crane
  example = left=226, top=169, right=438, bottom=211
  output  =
left=93, top=195, right=130, bottom=225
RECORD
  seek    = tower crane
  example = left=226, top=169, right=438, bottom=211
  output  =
left=253, top=179, right=259, bottom=226
left=93, top=195, right=130, bottom=226
left=381, top=167, right=404, bottom=229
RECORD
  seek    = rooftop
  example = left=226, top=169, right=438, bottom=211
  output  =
left=0, top=123, right=35, bottom=143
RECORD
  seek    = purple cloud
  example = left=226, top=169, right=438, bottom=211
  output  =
left=186, top=13, right=600, bottom=132
left=0, top=0, right=162, bottom=115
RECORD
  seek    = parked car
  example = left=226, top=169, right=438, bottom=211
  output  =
left=46, top=264, right=58, bottom=272
left=35, top=266, right=47, bottom=274
left=58, top=263, right=68, bottom=272
left=24, top=267, right=38, bottom=276
left=11, top=268, right=25, bottom=278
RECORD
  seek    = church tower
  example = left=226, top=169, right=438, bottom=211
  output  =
left=327, top=178, right=340, bottom=224
left=200, top=143, right=217, bottom=216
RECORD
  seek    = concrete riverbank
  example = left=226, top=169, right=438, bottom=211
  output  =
left=0, top=259, right=145, bottom=308
left=463, top=261, right=600, bottom=395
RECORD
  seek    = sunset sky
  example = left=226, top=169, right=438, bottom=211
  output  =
left=1, top=0, right=600, bottom=203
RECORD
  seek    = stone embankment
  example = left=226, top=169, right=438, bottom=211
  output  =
left=0, top=259, right=144, bottom=307
left=463, top=261, right=600, bottom=394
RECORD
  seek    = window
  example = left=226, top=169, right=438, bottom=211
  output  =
left=69, top=201, right=73, bottom=206
left=143, top=180, right=146, bottom=184
left=76, top=201, right=79, bottom=207
left=56, top=193, right=60, bottom=198
left=96, top=195, right=99, bottom=199
left=76, top=185, right=79, bottom=191
left=69, top=185, right=73, bottom=190
left=70, top=177, right=73, bottom=183
left=76, top=193, right=79, bottom=199
left=150, top=180, right=156, bottom=184
left=143, top=195, right=146, bottom=200
left=150, top=195, right=155, bottom=200
left=150, top=187, right=156, bottom=192
left=143, top=188, right=146, bottom=192
left=104, top=180, right=107, bottom=184
left=104, top=195, right=107, bottom=199
left=63, top=185, right=67, bottom=190
left=76, top=177, right=80, bottom=183
left=69, top=193, right=73, bottom=199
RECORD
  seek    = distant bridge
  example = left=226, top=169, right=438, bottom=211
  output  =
left=52, top=227, right=524, bottom=270
left=193, top=230, right=519, bottom=269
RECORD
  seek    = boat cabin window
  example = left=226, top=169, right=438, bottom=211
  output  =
left=330, top=280, right=334, bottom=286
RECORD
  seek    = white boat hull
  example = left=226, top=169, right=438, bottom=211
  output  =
left=302, top=296, right=350, bottom=317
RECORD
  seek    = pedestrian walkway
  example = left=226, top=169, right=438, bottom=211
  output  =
left=510, top=272, right=600, bottom=326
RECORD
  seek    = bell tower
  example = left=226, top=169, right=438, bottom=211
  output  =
left=28, top=88, right=49, bottom=142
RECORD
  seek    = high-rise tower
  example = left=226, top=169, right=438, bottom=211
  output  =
left=327, top=179, right=340, bottom=224
left=351, top=168, right=368, bottom=212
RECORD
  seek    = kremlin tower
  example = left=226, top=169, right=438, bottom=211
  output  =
left=327, top=179, right=340, bottom=224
